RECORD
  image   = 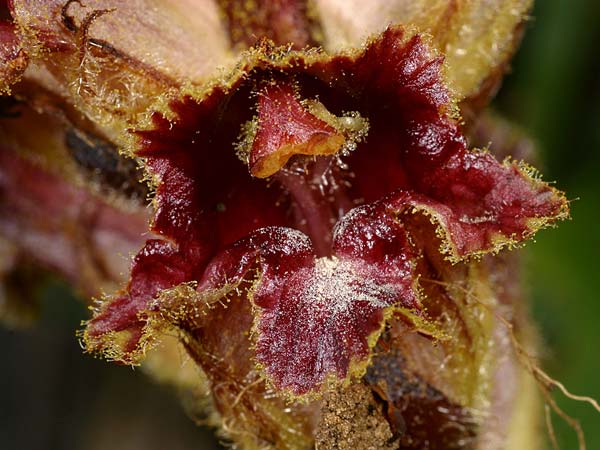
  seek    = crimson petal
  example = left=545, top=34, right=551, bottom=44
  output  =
left=158, top=196, right=420, bottom=395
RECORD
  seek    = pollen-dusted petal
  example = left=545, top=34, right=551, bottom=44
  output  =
left=313, top=0, right=533, bottom=102
left=248, top=81, right=345, bottom=178
left=256, top=213, right=419, bottom=394
left=161, top=219, right=420, bottom=396
left=98, top=202, right=422, bottom=396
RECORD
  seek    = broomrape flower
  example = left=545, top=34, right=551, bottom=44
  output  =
left=1, top=1, right=589, bottom=449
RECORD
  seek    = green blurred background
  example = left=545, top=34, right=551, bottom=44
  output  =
left=1, top=1, right=599, bottom=449
left=495, top=0, right=600, bottom=448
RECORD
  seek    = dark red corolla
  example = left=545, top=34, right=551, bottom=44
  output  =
left=83, top=27, right=567, bottom=392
